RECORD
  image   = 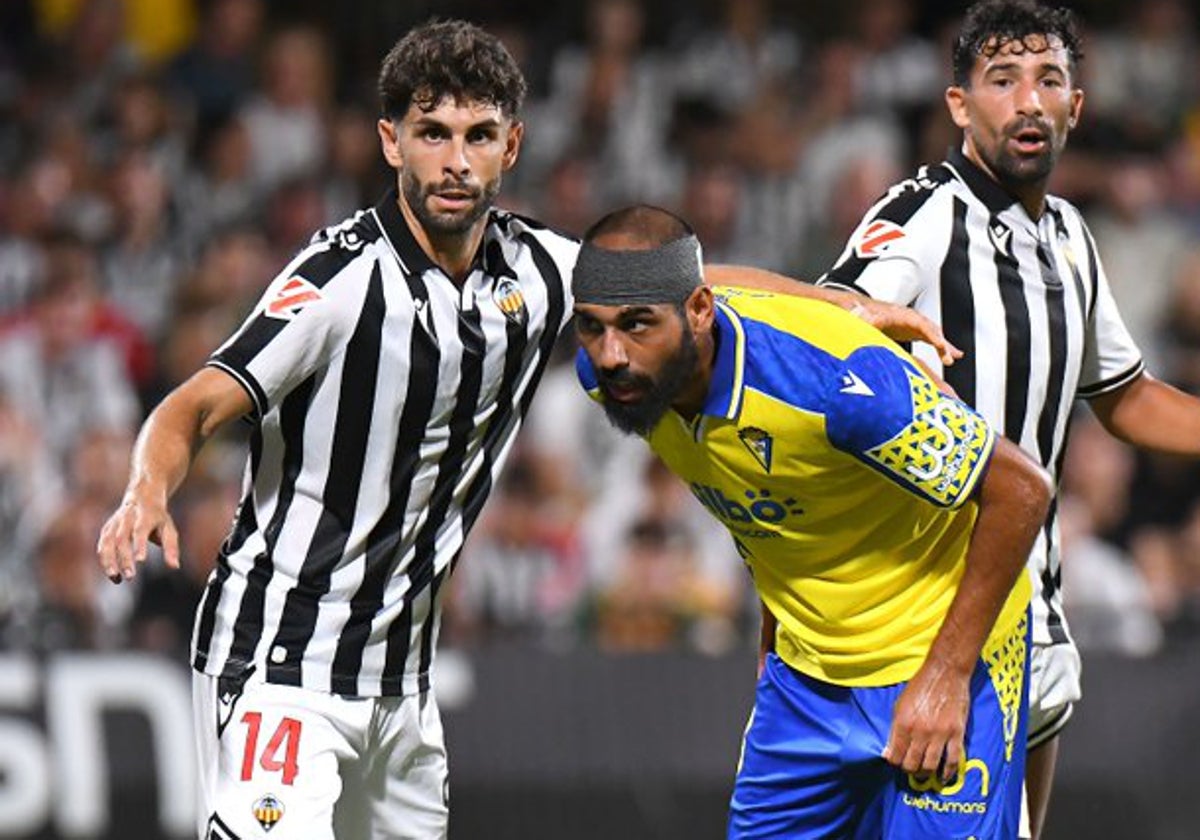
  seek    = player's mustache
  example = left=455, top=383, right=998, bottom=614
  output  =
left=1005, top=116, right=1051, bottom=139
left=598, top=367, right=653, bottom=390
left=426, top=179, right=480, bottom=197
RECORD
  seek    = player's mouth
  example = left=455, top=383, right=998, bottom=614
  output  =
left=1009, top=126, right=1048, bottom=155
left=430, top=190, right=477, bottom=211
left=602, top=381, right=646, bottom=403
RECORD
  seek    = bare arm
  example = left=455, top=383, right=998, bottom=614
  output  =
left=704, top=264, right=962, bottom=366
left=884, top=437, right=1052, bottom=782
left=96, top=367, right=253, bottom=581
left=1089, top=373, right=1200, bottom=456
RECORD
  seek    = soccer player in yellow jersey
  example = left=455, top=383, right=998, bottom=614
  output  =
left=572, top=205, right=1053, bottom=839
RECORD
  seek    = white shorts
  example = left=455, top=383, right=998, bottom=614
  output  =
left=193, top=673, right=448, bottom=839
left=1026, top=641, right=1081, bottom=749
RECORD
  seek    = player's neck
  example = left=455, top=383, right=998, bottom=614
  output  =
left=398, top=195, right=486, bottom=285
left=964, top=145, right=1049, bottom=220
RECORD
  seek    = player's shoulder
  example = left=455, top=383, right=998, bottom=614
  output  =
left=489, top=208, right=580, bottom=249
left=715, top=286, right=882, bottom=349
left=865, top=162, right=957, bottom=226
left=297, top=209, right=387, bottom=288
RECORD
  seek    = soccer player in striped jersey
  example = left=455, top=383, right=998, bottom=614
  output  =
left=95, top=19, right=954, bottom=840
left=819, top=1, right=1200, bottom=836
left=572, top=204, right=1052, bottom=838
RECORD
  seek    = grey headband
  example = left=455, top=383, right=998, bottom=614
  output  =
left=573, top=234, right=703, bottom=305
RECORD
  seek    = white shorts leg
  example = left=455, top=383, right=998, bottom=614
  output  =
left=356, top=690, right=449, bottom=840
left=193, top=673, right=366, bottom=839
left=1026, top=641, right=1081, bottom=749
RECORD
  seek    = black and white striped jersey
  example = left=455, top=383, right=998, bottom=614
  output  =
left=818, top=147, right=1144, bottom=648
left=192, top=190, right=578, bottom=696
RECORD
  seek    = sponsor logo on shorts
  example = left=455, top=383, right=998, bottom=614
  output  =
left=903, top=757, right=990, bottom=815
left=252, top=794, right=284, bottom=832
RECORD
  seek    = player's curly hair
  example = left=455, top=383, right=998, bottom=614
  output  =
left=952, top=0, right=1083, bottom=86
left=378, top=19, right=527, bottom=120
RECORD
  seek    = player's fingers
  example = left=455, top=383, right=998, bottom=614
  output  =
left=883, top=722, right=910, bottom=767
left=109, top=511, right=137, bottom=582
left=902, top=737, right=932, bottom=774
left=125, top=511, right=154, bottom=580
left=940, top=735, right=963, bottom=786
left=96, top=519, right=123, bottom=583
left=160, top=518, right=181, bottom=569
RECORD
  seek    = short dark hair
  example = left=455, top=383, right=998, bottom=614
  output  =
left=378, top=19, right=527, bottom=120
left=952, top=0, right=1083, bottom=87
left=582, top=205, right=695, bottom=249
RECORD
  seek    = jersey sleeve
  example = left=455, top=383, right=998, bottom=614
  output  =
left=824, top=345, right=996, bottom=508
left=1077, top=226, right=1145, bottom=398
left=510, top=215, right=581, bottom=331
left=817, top=179, right=950, bottom=306
left=207, top=248, right=366, bottom=417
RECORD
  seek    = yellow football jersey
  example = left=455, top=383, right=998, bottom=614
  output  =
left=578, top=287, right=1031, bottom=687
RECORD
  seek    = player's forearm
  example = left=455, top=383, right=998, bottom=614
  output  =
left=1090, top=373, right=1200, bottom=456
left=126, top=396, right=209, bottom=504
left=925, top=440, right=1051, bottom=677
left=126, top=370, right=247, bottom=503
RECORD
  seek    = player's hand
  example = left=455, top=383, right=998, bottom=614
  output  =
left=96, top=487, right=180, bottom=583
left=847, top=298, right=963, bottom=367
left=882, top=660, right=970, bottom=785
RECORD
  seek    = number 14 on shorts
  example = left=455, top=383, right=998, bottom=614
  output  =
left=240, top=712, right=302, bottom=785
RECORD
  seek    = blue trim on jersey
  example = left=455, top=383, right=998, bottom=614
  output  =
left=824, top=346, right=919, bottom=453
left=739, top=318, right=840, bottom=415
left=575, top=345, right=599, bottom=397
left=703, top=303, right=747, bottom=419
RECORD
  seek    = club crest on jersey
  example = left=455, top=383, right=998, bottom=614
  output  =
left=854, top=219, right=905, bottom=259
left=738, top=426, right=774, bottom=472
left=493, top=276, right=528, bottom=327
left=265, top=277, right=323, bottom=321
left=252, top=794, right=284, bottom=832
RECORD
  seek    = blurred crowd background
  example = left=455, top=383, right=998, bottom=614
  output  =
left=1, top=0, right=1199, bottom=668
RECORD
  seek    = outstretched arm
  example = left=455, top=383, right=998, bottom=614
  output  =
left=704, top=264, right=962, bottom=366
left=96, top=368, right=253, bottom=582
left=884, top=437, right=1051, bottom=783
left=1089, top=373, right=1200, bottom=456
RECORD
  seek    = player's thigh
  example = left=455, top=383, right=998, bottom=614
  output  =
left=1026, top=641, right=1080, bottom=749
left=878, top=615, right=1031, bottom=839
left=728, top=654, right=860, bottom=839
left=193, top=673, right=362, bottom=840
left=358, top=690, right=449, bottom=840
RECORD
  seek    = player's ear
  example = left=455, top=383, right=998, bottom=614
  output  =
left=945, top=85, right=970, bottom=130
left=502, top=119, right=523, bottom=170
left=378, top=118, right=403, bottom=168
left=1067, top=87, right=1083, bottom=129
left=686, top=286, right=714, bottom=333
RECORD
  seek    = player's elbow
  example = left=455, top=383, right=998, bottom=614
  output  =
left=989, top=438, right=1053, bottom=528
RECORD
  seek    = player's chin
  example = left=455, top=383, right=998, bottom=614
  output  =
left=600, top=399, right=659, bottom=437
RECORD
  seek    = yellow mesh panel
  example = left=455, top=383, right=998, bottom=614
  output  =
left=983, top=612, right=1028, bottom=762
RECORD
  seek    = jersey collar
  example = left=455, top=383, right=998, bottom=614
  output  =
left=946, top=146, right=1018, bottom=215
left=373, top=188, right=490, bottom=278
left=701, top=301, right=747, bottom=420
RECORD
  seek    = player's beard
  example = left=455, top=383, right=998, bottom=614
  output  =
left=599, top=325, right=700, bottom=437
left=984, top=116, right=1060, bottom=187
left=402, top=169, right=501, bottom=236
